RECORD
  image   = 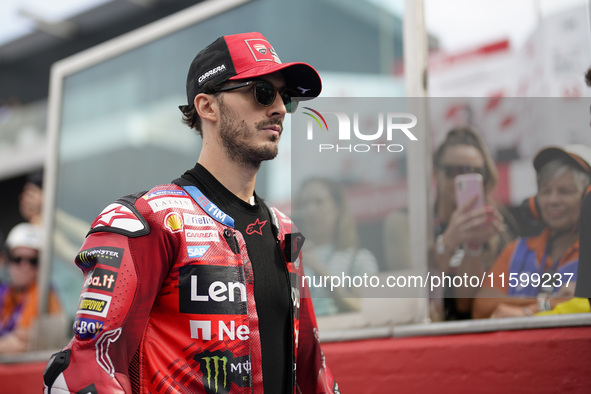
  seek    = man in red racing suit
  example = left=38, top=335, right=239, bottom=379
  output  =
left=43, top=183, right=337, bottom=393
left=43, top=32, right=338, bottom=393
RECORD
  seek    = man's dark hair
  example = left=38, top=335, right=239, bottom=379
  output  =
left=586, top=67, right=591, bottom=87
left=181, top=106, right=203, bottom=137
left=180, top=81, right=219, bottom=137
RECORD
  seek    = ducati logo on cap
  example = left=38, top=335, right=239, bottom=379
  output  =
left=253, top=44, right=267, bottom=55
left=245, top=38, right=281, bottom=64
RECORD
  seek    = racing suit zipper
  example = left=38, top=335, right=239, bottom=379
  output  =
left=223, top=228, right=240, bottom=254
left=226, top=227, right=296, bottom=391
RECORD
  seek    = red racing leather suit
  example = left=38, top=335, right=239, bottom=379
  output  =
left=43, top=183, right=338, bottom=394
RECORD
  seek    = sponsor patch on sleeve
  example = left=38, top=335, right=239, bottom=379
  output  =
left=77, top=292, right=111, bottom=318
left=75, top=246, right=124, bottom=270
left=83, top=267, right=118, bottom=293
left=73, top=317, right=104, bottom=340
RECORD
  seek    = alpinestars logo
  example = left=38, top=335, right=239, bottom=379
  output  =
left=92, top=204, right=145, bottom=233
left=196, top=350, right=251, bottom=393
left=246, top=218, right=267, bottom=235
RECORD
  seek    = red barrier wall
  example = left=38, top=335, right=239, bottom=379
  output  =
left=322, top=326, right=591, bottom=393
left=0, top=360, right=46, bottom=393
left=1, top=326, right=589, bottom=393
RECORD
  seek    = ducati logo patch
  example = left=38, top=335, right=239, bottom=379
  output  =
left=253, top=43, right=267, bottom=55
left=244, top=38, right=281, bottom=63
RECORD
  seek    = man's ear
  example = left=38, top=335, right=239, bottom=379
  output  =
left=195, top=93, right=218, bottom=123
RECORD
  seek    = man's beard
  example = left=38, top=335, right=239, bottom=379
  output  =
left=218, top=99, right=281, bottom=170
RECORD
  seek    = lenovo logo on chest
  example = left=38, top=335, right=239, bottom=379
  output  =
left=179, top=265, right=248, bottom=315
left=190, top=275, right=246, bottom=303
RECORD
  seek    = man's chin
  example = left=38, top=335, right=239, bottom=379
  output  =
left=259, top=149, right=279, bottom=162
left=231, top=147, right=278, bottom=169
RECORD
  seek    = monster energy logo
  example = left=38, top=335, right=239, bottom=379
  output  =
left=203, top=355, right=228, bottom=392
left=75, top=246, right=124, bottom=270
left=197, top=350, right=251, bottom=393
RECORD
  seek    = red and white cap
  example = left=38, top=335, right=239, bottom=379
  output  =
left=181, top=32, right=322, bottom=111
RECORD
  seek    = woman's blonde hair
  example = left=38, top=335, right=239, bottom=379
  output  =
left=434, top=126, right=498, bottom=194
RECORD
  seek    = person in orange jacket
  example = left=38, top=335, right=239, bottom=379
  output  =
left=0, top=223, right=61, bottom=353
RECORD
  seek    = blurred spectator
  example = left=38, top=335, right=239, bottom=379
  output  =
left=574, top=67, right=591, bottom=308
left=0, top=223, right=61, bottom=353
left=18, top=170, right=88, bottom=263
left=19, top=170, right=44, bottom=225
left=297, top=178, right=379, bottom=316
left=427, top=126, right=513, bottom=321
left=474, top=145, right=591, bottom=318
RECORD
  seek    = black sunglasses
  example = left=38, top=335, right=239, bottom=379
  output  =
left=215, top=80, right=299, bottom=113
left=439, top=165, right=487, bottom=182
left=9, top=255, right=38, bottom=266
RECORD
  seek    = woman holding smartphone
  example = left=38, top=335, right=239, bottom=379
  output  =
left=473, top=145, right=591, bottom=318
left=430, top=127, right=512, bottom=321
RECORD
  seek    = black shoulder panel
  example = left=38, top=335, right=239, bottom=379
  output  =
left=86, top=191, right=151, bottom=238
left=43, top=349, right=71, bottom=391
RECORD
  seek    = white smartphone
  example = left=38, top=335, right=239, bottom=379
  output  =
left=455, top=173, right=484, bottom=211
